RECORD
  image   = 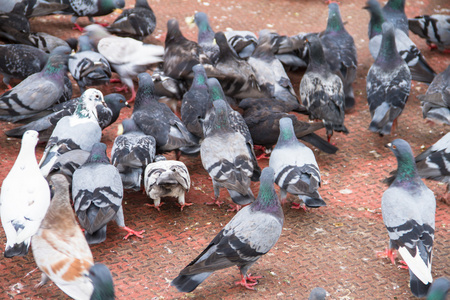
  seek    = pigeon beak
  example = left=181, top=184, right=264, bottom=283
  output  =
left=113, top=8, right=123, bottom=14
left=362, top=5, right=369, bottom=9
left=117, top=124, right=124, bottom=135
left=185, top=16, right=196, bottom=29
left=385, top=143, right=392, bottom=148
left=101, top=100, right=107, bottom=108
left=125, top=101, right=131, bottom=108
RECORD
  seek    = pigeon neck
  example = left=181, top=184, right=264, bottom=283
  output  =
left=394, top=152, right=419, bottom=184
left=134, top=85, right=156, bottom=110
left=376, top=29, right=400, bottom=64
left=252, top=183, right=280, bottom=213
left=43, top=55, right=67, bottom=79
left=325, top=9, right=344, bottom=32
left=367, top=5, right=385, bottom=38
left=16, top=139, right=38, bottom=168
left=75, top=101, right=95, bottom=119
left=385, top=0, right=404, bottom=11
left=192, top=70, right=207, bottom=88
left=86, top=153, right=110, bottom=164
left=308, top=41, right=327, bottom=68
left=198, top=23, right=214, bottom=44
left=212, top=109, right=228, bottom=130
left=209, top=85, right=226, bottom=103
left=277, top=122, right=296, bottom=145
left=43, top=179, right=76, bottom=228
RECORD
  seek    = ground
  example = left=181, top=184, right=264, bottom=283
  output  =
left=0, top=0, right=449, bottom=299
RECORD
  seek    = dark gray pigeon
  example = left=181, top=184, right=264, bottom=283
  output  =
left=27, top=32, right=71, bottom=53
left=409, top=15, right=450, bottom=52
left=180, top=64, right=210, bottom=139
left=131, top=72, right=199, bottom=156
left=320, top=3, right=358, bottom=112
left=191, top=12, right=219, bottom=63
left=72, top=143, right=144, bottom=244
left=309, top=287, right=329, bottom=300
left=382, top=0, right=408, bottom=36
left=200, top=99, right=256, bottom=209
left=269, top=117, right=325, bottom=210
left=39, top=89, right=105, bottom=177
left=365, top=0, right=436, bottom=84
left=366, top=22, right=411, bottom=135
left=171, top=166, right=283, bottom=292
left=300, top=34, right=348, bottom=143
left=0, top=44, right=48, bottom=89
left=381, top=139, right=436, bottom=298
left=427, top=277, right=450, bottom=300
left=68, top=35, right=111, bottom=93
left=107, top=0, right=156, bottom=40
left=418, top=65, right=450, bottom=125
left=111, top=118, right=156, bottom=191
left=224, top=30, right=257, bottom=59
left=0, top=5, right=33, bottom=46
left=0, top=45, right=70, bottom=123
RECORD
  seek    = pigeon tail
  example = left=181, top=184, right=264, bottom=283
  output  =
left=4, top=242, right=29, bottom=258
left=228, top=188, right=255, bottom=206
left=410, top=271, right=432, bottom=298
left=345, top=95, right=355, bottom=112
left=369, top=102, right=398, bottom=135
left=171, top=272, right=213, bottom=293
left=85, top=226, right=108, bottom=245
left=300, top=133, right=338, bottom=154
left=410, top=57, right=436, bottom=84
left=301, top=195, right=327, bottom=208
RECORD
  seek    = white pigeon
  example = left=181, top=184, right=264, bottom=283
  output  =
left=0, top=130, right=50, bottom=257
left=144, top=155, right=191, bottom=211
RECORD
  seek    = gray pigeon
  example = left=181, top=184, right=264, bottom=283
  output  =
left=27, top=31, right=71, bottom=53
left=107, top=0, right=156, bottom=40
left=171, top=166, right=283, bottom=292
left=365, top=0, right=436, bottom=84
left=320, top=3, right=358, bottom=112
left=409, top=15, right=450, bottom=52
left=366, top=22, right=411, bottom=135
left=0, top=130, right=50, bottom=257
left=0, top=44, right=48, bottom=89
left=201, top=99, right=256, bottom=209
left=180, top=64, right=210, bottom=139
left=39, top=89, right=105, bottom=177
left=269, top=117, right=325, bottom=210
left=111, top=118, right=156, bottom=191
left=0, top=45, right=70, bottom=122
left=427, top=277, right=450, bottom=300
left=144, top=155, right=191, bottom=211
left=72, top=143, right=144, bottom=244
left=68, top=35, right=111, bottom=93
left=224, top=30, right=257, bottom=59
left=191, top=12, right=219, bottom=63
left=47, top=149, right=90, bottom=180
left=300, top=34, right=348, bottom=143
left=382, top=0, right=409, bottom=36
left=418, top=65, right=450, bottom=125
left=131, top=72, right=199, bottom=156
left=309, top=287, right=329, bottom=300
left=381, top=139, right=436, bottom=298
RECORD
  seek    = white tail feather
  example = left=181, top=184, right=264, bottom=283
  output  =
left=398, top=246, right=433, bottom=284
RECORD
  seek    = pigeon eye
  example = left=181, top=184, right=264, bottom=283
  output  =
left=392, top=145, right=397, bottom=149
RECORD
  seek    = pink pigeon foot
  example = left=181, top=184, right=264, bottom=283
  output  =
left=145, top=202, right=165, bottom=211
left=376, top=247, right=397, bottom=265
left=205, top=198, right=224, bottom=207
left=177, top=202, right=194, bottom=211
left=227, top=204, right=242, bottom=212
left=235, top=273, right=262, bottom=290
left=121, top=226, right=145, bottom=239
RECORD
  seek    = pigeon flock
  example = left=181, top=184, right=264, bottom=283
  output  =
left=0, top=0, right=449, bottom=299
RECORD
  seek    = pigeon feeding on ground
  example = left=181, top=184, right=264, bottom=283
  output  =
left=111, top=118, right=156, bottom=191
left=0, top=45, right=70, bottom=122
left=144, top=155, right=192, bottom=211
left=418, top=65, right=450, bottom=125
left=39, top=89, right=105, bottom=176
left=366, top=22, right=411, bottom=135
left=0, top=130, right=50, bottom=257
left=365, top=0, right=436, bottom=84
left=107, top=0, right=156, bottom=40
left=201, top=99, right=256, bottom=210
left=408, top=15, right=450, bottom=52
left=381, top=0, right=408, bottom=36
left=320, top=3, right=358, bottom=112
left=309, top=287, right=329, bottom=300
left=32, top=174, right=115, bottom=300
left=300, top=34, right=348, bottom=143
left=72, top=143, right=144, bottom=244
left=380, top=139, right=436, bottom=298
left=269, top=117, right=325, bottom=210
left=0, top=44, right=48, bottom=89
left=84, top=24, right=164, bottom=102
left=171, top=166, right=283, bottom=292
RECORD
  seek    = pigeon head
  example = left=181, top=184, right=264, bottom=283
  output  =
left=98, top=0, right=125, bottom=15
left=326, top=3, right=344, bottom=32
left=386, top=139, right=419, bottom=183
left=215, top=31, right=236, bottom=58
left=194, top=12, right=214, bottom=42
left=120, top=118, right=140, bottom=134
left=192, top=64, right=207, bottom=86
left=42, top=45, right=71, bottom=76
left=376, top=22, right=400, bottom=63
left=277, top=117, right=297, bottom=145
left=84, top=24, right=111, bottom=47
left=104, top=93, right=129, bottom=124
left=364, top=0, right=385, bottom=38
left=76, top=89, right=105, bottom=120
left=207, top=78, right=226, bottom=103
left=136, top=0, right=152, bottom=9
left=22, top=130, right=39, bottom=148
left=86, top=143, right=110, bottom=164
left=212, top=99, right=229, bottom=129
left=305, top=35, right=327, bottom=66
left=166, top=19, right=184, bottom=44
left=88, top=263, right=115, bottom=300
left=251, top=167, right=280, bottom=213
left=135, top=72, right=156, bottom=109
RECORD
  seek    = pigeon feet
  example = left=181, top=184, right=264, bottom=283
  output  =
left=145, top=202, right=165, bottom=211
left=376, top=247, right=397, bottom=265
left=121, top=226, right=145, bottom=240
left=72, top=23, right=84, bottom=32
left=398, top=260, right=409, bottom=269
left=291, top=202, right=310, bottom=212
left=110, top=78, right=122, bottom=84
left=235, top=273, right=262, bottom=290
left=205, top=199, right=224, bottom=207
left=254, top=145, right=271, bottom=160
left=95, top=22, right=110, bottom=27
left=227, top=204, right=242, bottom=212
left=114, top=84, right=129, bottom=93
left=177, top=202, right=194, bottom=211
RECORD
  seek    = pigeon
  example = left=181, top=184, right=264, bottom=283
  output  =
left=213, top=31, right=267, bottom=100
left=171, top=166, right=283, bottom=292
left=131, top=72, right=199, bottom=156
left=72, top=143, right=144, bottom=244
left=27, top=31, right=72, bottom=53
left=238, top=97, right=338, bottom=155
left=366, top=22, right=411, bottom=135
left=84, top=24, right=164, bottom=102
left=0, top=45, right=70, bottom=123
left=107, top=0, right=156, bottom=40
left=0, top=44, right=49, bottom=89
left=144, top=155, right=192, bottom=211
left=427, top=277, right=450, bottom=300
left=381, top=139, right=436, bottom=298
left=180, top=64, right=210, bottom=139
left=224, top=30, right=257, bottom=59
left=0, top=4, right=33, bottom=46
left=409, top=15, right=450, bottom=52
left=309, top=287, right=329, bottom=300
left=111, top=118, right=156, bottom=191
left=319, top=3, right=358, bottom=112
left=247, top=31, right=300, bottom=108
left=418, top=64, right=450, bottom=125
left=365, top=0, right=436, bottom=84
left=190, top=12, right=219, bottom=63
left=5, top=93, right=128, bottom=141
left=300, top=34, right=348, bottom=142
left=200, top=99, right=256, bottom=209
left=0, top=130, right=50, bottom=257
left=32, top=173, right=115, bottom=300
left=47, top=149, right=90, bottom=180
left=39, top=88, right=105, bottom=177
left=382, top=0, right=409, bottom=36
left=269, top=117, right=325, bottom=210
left=68, top=35, right=112, bottom=93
